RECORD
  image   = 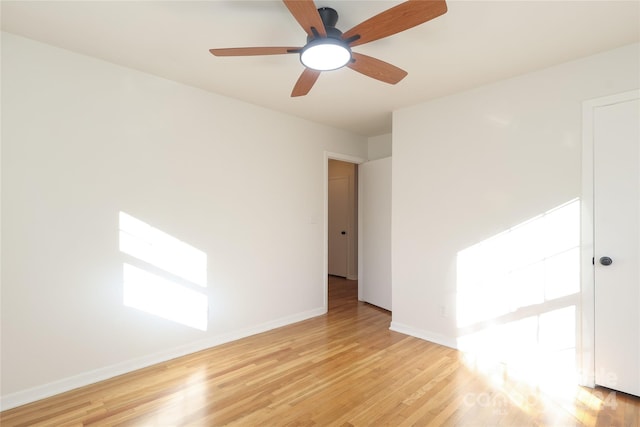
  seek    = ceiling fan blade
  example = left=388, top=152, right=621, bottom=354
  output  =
left=342, top=0, right=447, bottom=47
left=291, top=68, right=321, bottom=97
left=283, top=0, right=326, bottom=37
left=348, top=52, right=408, bottom=84
left=209, top=47, right=300, bottom=56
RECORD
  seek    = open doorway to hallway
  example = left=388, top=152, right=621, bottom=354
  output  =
left=328, top=159, right=358, bottom=312
left=325, top=154, right=393, bottom=313
left=328, top=159, right=358, bottom=280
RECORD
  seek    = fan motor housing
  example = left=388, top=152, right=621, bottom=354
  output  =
left=307, top=7, right=344, bottom=42
left=318, top=7, right=339, bottom=28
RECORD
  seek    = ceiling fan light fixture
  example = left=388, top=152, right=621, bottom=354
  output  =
left=211, top=1, right=449, bottom=96
left=300, top=38, right=352, bottom=71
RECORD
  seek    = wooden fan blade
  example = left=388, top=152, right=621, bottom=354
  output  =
left=348, top=53, right=408, bottom=84
left=283, top=0, right=326, bottom=37
left=209, top=47, right=300, bottom=56
left=343, top=0, right=447, bottom=47
left=291, top=68, right=321, bottom=97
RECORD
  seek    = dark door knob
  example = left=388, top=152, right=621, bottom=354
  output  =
left=341, top=231, right=346, bottom=235
left=599, top=256, right=613, bottom=266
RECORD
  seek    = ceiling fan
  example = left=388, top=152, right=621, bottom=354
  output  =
left=209, top=0, right=447, bottom=97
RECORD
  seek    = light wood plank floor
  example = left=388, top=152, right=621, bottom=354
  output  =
left=2, top=276, right=638, bottom=426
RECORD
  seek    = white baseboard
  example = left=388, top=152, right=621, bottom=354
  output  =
left=0, top=307, right=326, bottom=411
left=389, top=321, right=458, bottom=350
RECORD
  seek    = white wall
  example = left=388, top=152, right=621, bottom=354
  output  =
left=391, top=43, right=639, bottom=354
left=367, top=133, right=392, bottom=160
left=0, top=33, right=367, bottom=409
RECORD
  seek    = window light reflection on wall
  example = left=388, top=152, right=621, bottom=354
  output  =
left=119, top=212, right=207, bottom=287
left=119, top=212, right=208, bottom=331
left=455, top=199, right=580, bottom=389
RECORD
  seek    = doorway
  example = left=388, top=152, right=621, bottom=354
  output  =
left=324, top=153, right=365, bottom=311
left=328, top=159, right=358, bottom=280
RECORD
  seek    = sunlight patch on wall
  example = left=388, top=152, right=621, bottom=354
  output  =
left=120, top=212, right=207, bottom=287
left=119, top=212, right=208, bottom=331
left=456, top=199, right=580, bottom=389
left=123, top=264, right=208, bottom=331
left=456, top=199, right=579, bottom=328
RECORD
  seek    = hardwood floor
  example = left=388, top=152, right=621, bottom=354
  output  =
left=2, top=276, right=638, bottom=426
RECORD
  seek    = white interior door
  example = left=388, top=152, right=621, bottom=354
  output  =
left=593, top=96, right=640, bottom=397
left=328, top=176, right=349, bottom=277
left=359, top=157, right=392, bottom=311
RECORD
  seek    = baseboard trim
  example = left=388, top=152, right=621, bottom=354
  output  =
left=0, top=307, right=326, bottom=411
left=389, top=321, right=458, bottom=350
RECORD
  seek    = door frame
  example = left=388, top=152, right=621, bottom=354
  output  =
left=580, top=89, right=640, bottom=387
left=323, top=152, right=366, bottom=310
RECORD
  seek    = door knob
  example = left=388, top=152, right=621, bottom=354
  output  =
left=341, top=231, right=347, bottom=235
left=599, top=256, right=613, bottom=266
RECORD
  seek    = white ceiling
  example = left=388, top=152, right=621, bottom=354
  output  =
left=2, top=1, right=639, bottom=136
